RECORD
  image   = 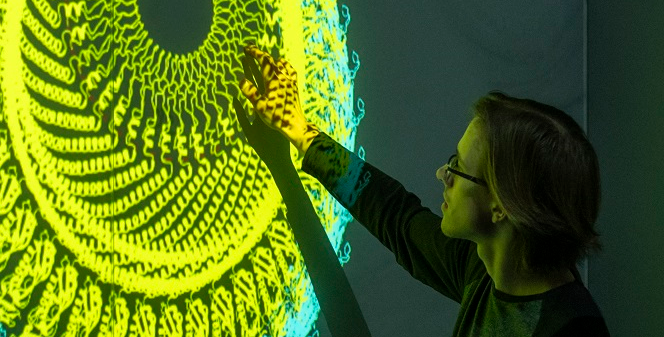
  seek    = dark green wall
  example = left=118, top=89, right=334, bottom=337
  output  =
left=324, top=1, right=664, bottom=336
left=587, top=1, right=664, bottom=335
left=330, top=1, right=588, bottom=336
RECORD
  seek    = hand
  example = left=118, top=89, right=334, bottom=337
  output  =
left=239, top=45, right=319, bottom=156
left=236, top=48, right=372, bottom=337
left=233, top=96, right=293, bottom=173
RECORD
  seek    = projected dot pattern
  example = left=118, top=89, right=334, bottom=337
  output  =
left=0, top=0, right=364, bottom=336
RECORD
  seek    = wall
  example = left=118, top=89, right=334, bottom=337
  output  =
left=318, top=1, right=588, bottom=335
left=329, top=1, right=664, bottom=335
left=587, top=1, right=664, bottom=336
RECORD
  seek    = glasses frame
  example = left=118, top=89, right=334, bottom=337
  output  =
left=444, top=154, right=488, bottom=187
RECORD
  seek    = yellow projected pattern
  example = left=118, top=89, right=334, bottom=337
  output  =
left=0, top=0, right=363, bottom=335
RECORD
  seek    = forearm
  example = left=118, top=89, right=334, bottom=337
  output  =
left=269, top=157, right=371, bottom=336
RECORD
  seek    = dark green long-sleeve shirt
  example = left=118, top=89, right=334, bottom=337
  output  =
left=301, top=132, right=609, bottom=336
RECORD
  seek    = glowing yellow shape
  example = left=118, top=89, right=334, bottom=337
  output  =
left=1, top=0, right=363, bottom=335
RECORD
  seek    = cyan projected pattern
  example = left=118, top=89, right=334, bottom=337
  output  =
left=0, top=0, right=365, bottom=336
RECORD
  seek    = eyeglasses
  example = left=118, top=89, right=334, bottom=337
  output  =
left=443, top=154, right=488, bottom=187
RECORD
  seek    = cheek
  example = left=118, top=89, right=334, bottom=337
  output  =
left=469, top=204, right=497, bottom=237
left=443, top=198, right=492, bottom=238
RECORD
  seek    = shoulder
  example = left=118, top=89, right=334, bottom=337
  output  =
left=535, top=281, right=609, bottom=336
left=542, top=280, right=604, bottom=318
left=551, top=316, right=610, bottom=337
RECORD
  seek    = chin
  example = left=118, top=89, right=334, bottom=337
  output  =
left=440, top=219, right=453, bottom=238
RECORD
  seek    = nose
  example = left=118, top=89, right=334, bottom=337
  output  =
left=436, top=165, right=447, bottom=184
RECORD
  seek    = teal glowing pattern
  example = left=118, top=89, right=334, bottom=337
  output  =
left=0, top=0, right=365, bottom=335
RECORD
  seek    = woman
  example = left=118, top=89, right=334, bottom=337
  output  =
left=238, top=45, right=609, bottom=336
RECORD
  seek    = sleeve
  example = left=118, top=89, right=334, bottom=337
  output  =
left=301, top=132, right=473, bottom=303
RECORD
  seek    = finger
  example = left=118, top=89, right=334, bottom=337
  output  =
left=280, top=59, right=298, bottom=83
left=239, top=78, right=263, bottom=107
left=244, top=45, right=276, bottom=69
left=244, top=45, right=277, bottom=84
left=241, top=56, right=257, bottom=88
left=243, top=55, right=265, bottom=95
left=276, top=59, right=286, bottom=73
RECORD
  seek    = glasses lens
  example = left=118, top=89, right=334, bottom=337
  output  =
left=444, top=155, right=456, bottom=185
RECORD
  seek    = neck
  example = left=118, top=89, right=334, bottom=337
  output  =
left=477, top=241, right=575, bottom=296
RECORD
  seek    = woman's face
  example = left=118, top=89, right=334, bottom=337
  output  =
left=436, top=119, right=498, bottom=242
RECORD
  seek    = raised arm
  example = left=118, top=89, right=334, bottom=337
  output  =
left=235, top=44, right=371, bottom=337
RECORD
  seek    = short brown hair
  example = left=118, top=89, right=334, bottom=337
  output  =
left=470, top=91, right=603, bottom=276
